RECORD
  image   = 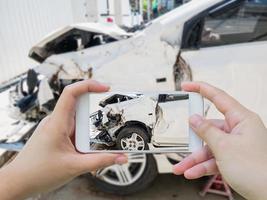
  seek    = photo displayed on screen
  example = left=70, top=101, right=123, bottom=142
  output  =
left=88, top=92, right=190, bottom=151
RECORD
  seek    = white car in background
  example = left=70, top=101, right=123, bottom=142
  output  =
left=8, top=0, right=267, bottom=195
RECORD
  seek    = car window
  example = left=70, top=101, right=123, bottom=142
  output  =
left=158, top=94, right=189, bottom=103
left=201, top=1, right=267, bottom=47
left=99, top=94, right=133, bottom=107
left=46, top=29, right=118, bottom=55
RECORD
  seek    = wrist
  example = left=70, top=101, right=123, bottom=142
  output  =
left=0, top=165, right=15, bottom=200
left=0, top=163, right=29, bottom=200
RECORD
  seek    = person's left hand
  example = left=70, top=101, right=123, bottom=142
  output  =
left=0, top=80, right=127, bottom=200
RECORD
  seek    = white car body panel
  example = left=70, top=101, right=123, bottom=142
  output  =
left=182, top=41, right=267, bottom=123
left=101, top=96, right=157, bottom=137
left=105, top=97, right=156, bottom=127
left=152, top=100, right=189, bottom=145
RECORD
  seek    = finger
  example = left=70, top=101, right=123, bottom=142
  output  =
left=190, top=114, right=227, bottom=155
left=184, top=158, right=219, bottom=179
left=173, top=145, right=213, bottom=175
left=52, top=80, right=109, bottom=122
left=182, top=82, right=249, bottom=127
left=77, top=154, right=128, bottom=173
left=208, top=119, right=231, bottom=133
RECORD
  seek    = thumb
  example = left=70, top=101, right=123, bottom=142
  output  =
left=189, top=115, right=226, bottom=155
left=77, top=153, right=128, bottom=173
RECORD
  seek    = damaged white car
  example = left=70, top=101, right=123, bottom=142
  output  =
left=7, top=0, right=267, bottom=195
left=89, top=93, right=189, bottom=151
left=9, top=23, right=132, bottom=121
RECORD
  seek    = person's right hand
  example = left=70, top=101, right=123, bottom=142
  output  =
left=173, top=82, right=267, bottom=200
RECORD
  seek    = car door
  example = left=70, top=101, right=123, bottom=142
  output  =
left=180, top=0, right=267, bottom=122
left=152, top=93, right=189, bottom=146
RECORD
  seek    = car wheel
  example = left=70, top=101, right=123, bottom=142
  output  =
left=89, top=153, right=158, bottom=195
left=116, top=125, right=149, bottom=151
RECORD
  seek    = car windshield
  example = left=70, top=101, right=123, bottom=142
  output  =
left=99, top=94, right=135, bottom=107
left=46, top=28, right=117, bottom=53
left=30, top=28, right=118, bottom=62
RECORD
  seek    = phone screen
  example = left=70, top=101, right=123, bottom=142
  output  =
left=88, top=92, right=190, bottom=152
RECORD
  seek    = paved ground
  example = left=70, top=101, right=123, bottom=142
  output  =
left=39, top=174, right=245, bottom=200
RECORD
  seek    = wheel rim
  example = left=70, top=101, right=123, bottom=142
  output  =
left=95, top=153, right=147, bottom=186
left=120, top=132, right=145, bottom=151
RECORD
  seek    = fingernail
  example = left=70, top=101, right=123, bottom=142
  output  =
left=115, top=155, right=128, bottom=165
left=189, top=114, right=204, bottom=129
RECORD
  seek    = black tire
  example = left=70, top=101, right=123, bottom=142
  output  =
left=116, top=125, right=150, bottom=150
left=88, top=154, right=158, bottom=195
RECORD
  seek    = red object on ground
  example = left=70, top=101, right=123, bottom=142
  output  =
left=199, top=174, right=234, bottom=200
left=106, top=17, right=114, bottom=23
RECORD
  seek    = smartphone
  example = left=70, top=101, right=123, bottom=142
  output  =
left=75, top=91, right=203, bottom=153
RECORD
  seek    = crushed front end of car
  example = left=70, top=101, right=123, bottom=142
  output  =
left=89, top=94, right=135, bottom=147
